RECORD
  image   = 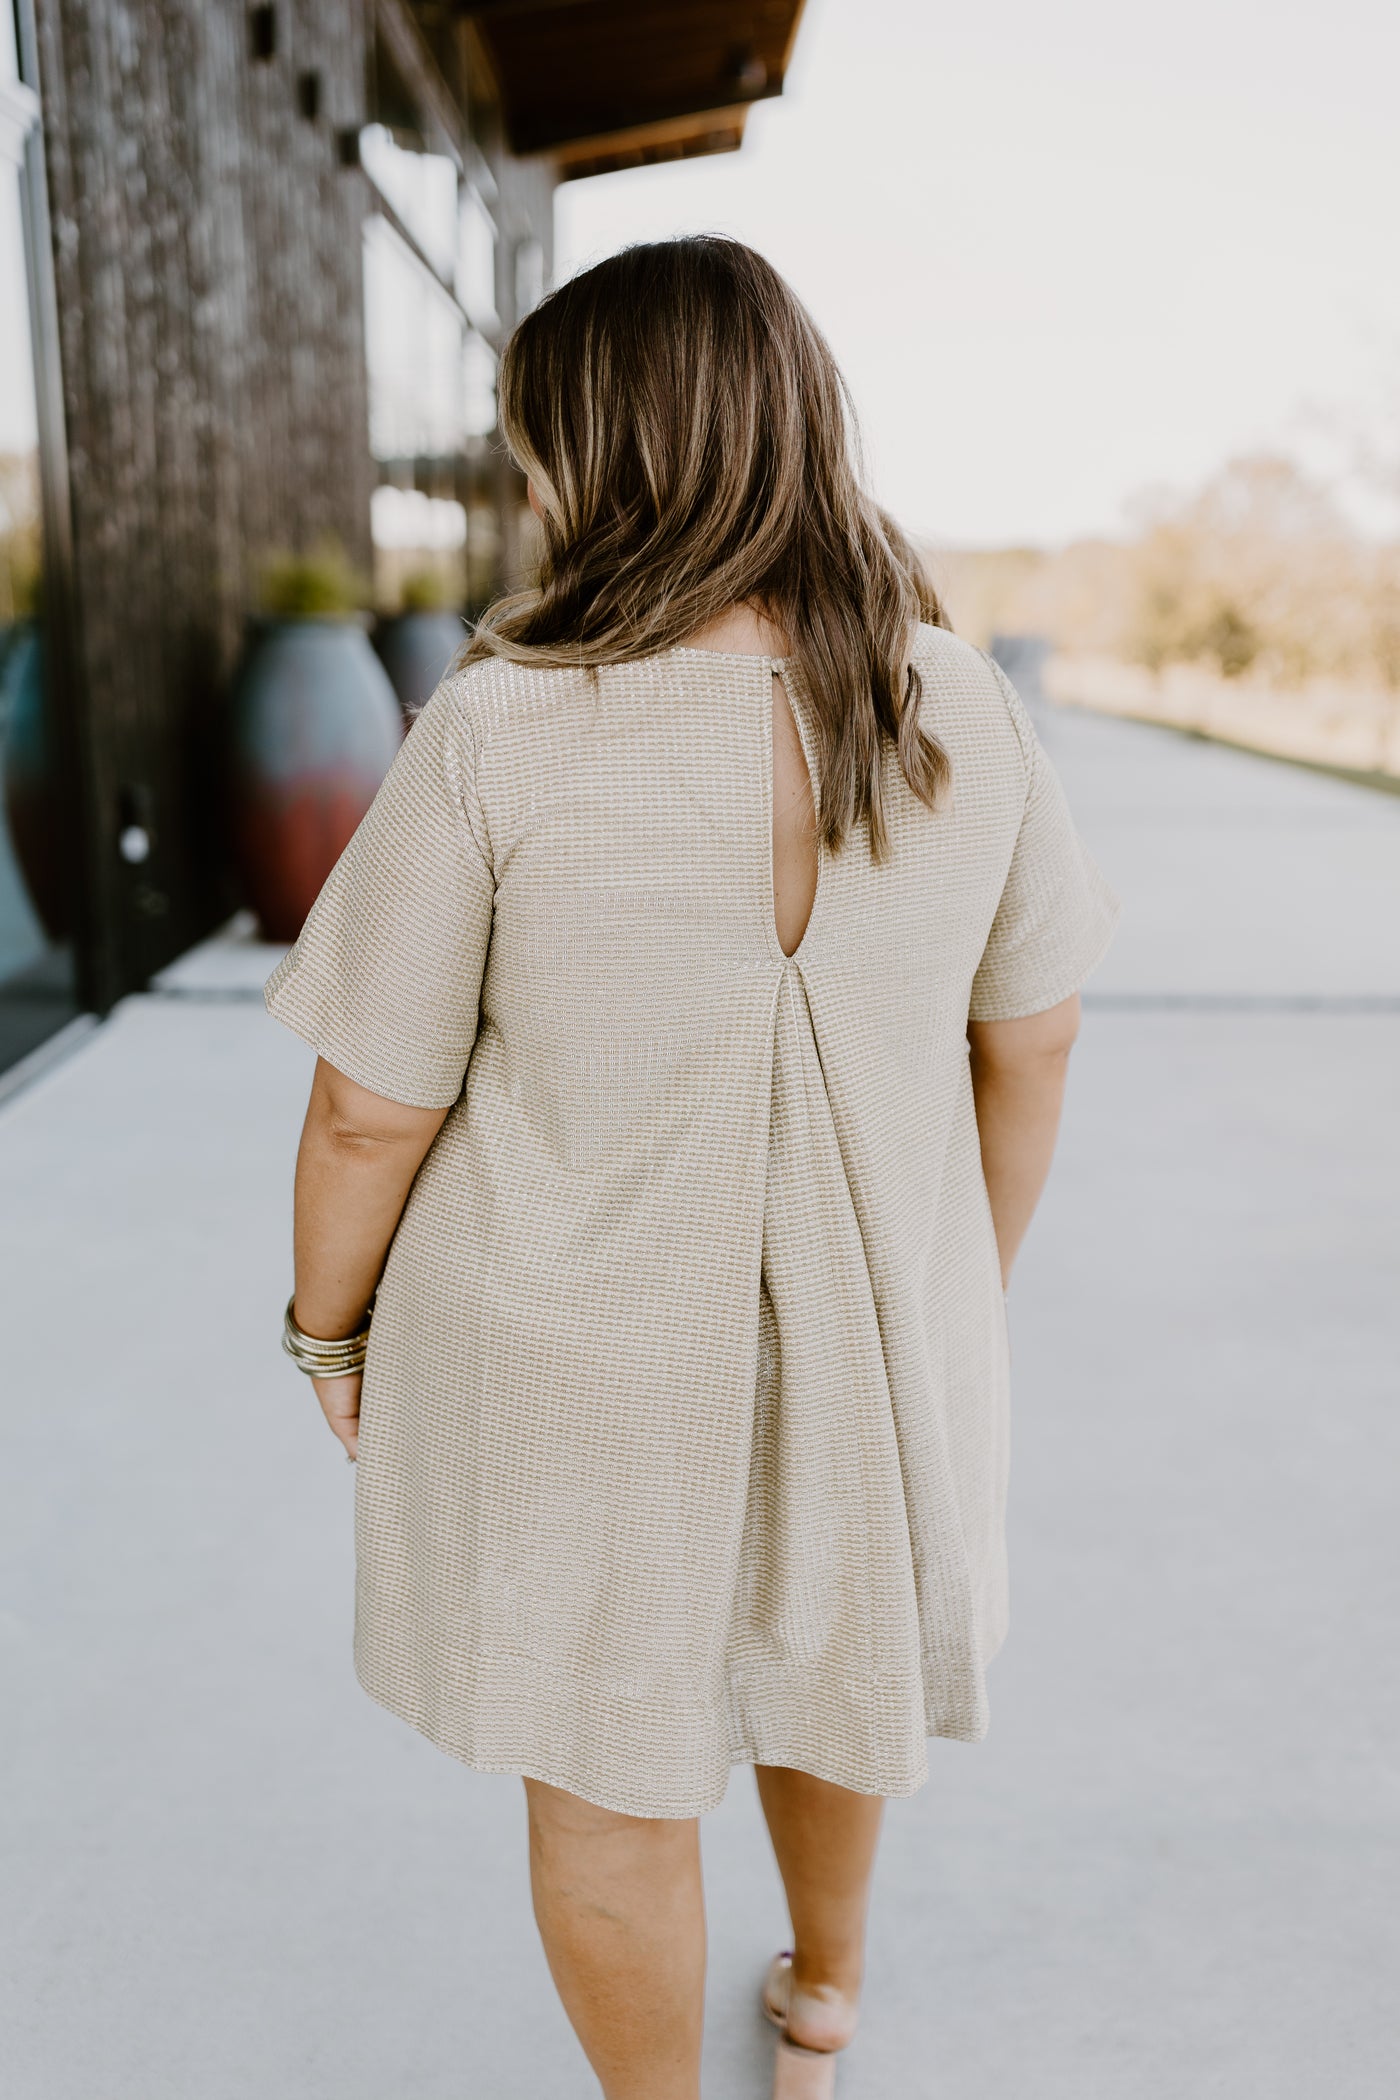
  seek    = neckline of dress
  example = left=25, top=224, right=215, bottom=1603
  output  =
left=663, top=644, right=791, bottom=668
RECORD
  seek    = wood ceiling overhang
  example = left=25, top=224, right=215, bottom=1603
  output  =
left=447, top=1, right=808, bottom=179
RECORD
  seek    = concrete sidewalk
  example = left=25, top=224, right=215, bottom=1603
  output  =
left=2, top=709, right=1397, bottom=2099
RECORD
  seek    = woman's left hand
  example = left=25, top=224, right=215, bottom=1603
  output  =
left=312, top=1372, right=362, bottom=1461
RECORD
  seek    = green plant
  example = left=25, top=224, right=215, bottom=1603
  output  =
left=258, top=536, right=369, bottom=618
left=0, top=528, right=41, bottom=623
left=398, top=565, right=460, bottom=614
left=0, top=449, right=42, bottom=623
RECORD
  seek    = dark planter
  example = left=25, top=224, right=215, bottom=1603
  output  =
left=373, top=608, right=466, bottom=721
left=227, top=616, right=404, bottom=943
left=1, top=621, right=70, bottom=941
left=989, top=633, right=1051, bottom=710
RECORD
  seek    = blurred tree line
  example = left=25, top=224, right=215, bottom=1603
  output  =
left=934, top=454, right=1400, bottom=691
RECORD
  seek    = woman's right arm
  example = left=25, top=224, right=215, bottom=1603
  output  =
left=290, top=1056, right=448, bottom=1460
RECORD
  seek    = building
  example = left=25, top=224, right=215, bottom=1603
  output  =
left=0, top=0, right=807, bottom=1077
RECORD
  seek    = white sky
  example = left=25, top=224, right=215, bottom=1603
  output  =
left=4, top=2, right=1395, bottom=550
left=556, top=0, right=1400, bottom=547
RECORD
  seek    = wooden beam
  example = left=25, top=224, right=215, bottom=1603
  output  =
left=557, top=125, right=744, bottom=182
left=454, top=0, right=805, bottom=157
left=551, top=103, right=752, bottom=167
left=512, top=84, right=774, bottom=157
left=461, top=1, right=608, bottom=16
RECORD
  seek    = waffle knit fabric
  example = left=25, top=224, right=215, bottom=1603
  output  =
left=264, top=623, right=1121, bottom=1816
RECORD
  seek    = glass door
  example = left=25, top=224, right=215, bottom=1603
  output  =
left=0, top=8, right=79, bottom=1073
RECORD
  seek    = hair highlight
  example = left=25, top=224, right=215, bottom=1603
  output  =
left=461, top=235, right=952, bottom=860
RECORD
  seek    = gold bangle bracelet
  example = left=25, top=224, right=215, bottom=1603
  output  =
left=282, top=1295, right=373, bottom=1379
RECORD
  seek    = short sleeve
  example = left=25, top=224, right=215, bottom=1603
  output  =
left=262, top=675, right=495, bottom=1107
left=968, top=657, right=1122, bottom=1023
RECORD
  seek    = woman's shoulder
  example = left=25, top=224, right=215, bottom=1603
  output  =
left=424, top=649, right=581, bottom=751
left=909, top=621, right=1000, bottom=688
left=908, top=624, right=1034, bottom=778
left=430, top=650, right=557, bottom=705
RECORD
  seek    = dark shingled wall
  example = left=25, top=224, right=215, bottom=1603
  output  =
left=31, top=0, right=376, bottom=995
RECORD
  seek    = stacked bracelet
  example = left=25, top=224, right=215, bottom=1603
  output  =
left=282, top=1295, right=374, bottom=1379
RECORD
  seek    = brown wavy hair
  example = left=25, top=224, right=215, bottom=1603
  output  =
left=461, top=235, right=952, bottom=860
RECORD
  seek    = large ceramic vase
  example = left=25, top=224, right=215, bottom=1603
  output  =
left=227, top=616, right=404, bottom=943
left=373, top=608, right=466, bottom=722
left=1, top=620, right=70, bottom=940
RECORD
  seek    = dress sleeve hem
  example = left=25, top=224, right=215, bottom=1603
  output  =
left=965, top=888, right=1123, bottom=1026
left=262, top=958, right=468, bottom=1111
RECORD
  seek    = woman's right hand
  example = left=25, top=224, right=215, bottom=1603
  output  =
left=312, top=1372, right=362, bottom=1462
left=289, top=1057, right=449, bottom=1469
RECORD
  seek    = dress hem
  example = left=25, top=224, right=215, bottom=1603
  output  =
left=351, top=1625, right=1007, bottom=1820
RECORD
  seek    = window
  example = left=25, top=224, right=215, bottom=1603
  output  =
left=457, top=187, right=499, bottom=334
left=359, top=122, right=458, bottom=282
left=356, top=34, right=541, bottom=622
left=0, top=26, right=80, bottom=1070
left=364, top=214, right=470, bottom=467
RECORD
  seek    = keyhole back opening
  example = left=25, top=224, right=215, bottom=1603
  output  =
left=770, top=668, right=819, bottom=961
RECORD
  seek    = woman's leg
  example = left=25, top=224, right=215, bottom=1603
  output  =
left=753, top=1766, right=886, bottom=2053
left=523, top=1776, right=706, bottom=2100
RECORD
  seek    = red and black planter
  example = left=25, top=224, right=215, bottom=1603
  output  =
left=1, top=619, right=71, bottom=941
left=226, top=615, right=404, bottom=944
left=372, top=609, right=466, bottom=724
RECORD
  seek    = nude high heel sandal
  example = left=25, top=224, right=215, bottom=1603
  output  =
left=761, top=1949, right=844, bottom=2098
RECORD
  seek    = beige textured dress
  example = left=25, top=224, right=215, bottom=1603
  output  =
left=264, top=623, right=1120, bottom=1817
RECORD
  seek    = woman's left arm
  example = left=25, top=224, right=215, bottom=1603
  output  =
left=967, top=992, right=1081, bottom=1290
left=290, top=1055, right=449, bottom=1459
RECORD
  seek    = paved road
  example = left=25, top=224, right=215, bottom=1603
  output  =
left=2, top=707, right=1397, bottom=2099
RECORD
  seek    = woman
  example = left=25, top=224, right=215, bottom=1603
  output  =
left=266, top=235, right=1119, bottom=2099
